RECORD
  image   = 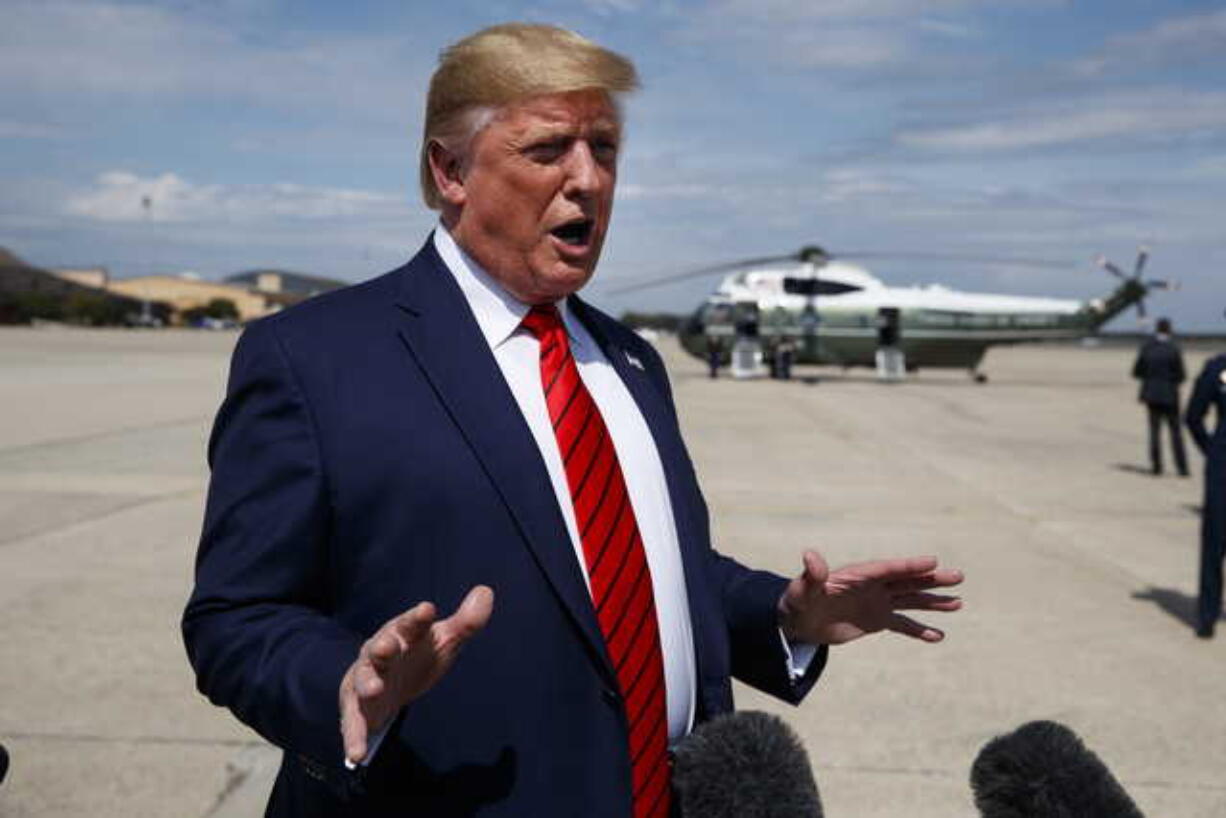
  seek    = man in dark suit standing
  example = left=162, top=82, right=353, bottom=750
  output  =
left=1186, top=332, right=1226, bottom=639
left=183, top=23, right=962, bottom=817
left=1132, top=317, right=1189, bottom=476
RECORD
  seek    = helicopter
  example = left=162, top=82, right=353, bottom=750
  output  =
left=610, top=245, right=1172, bottom=382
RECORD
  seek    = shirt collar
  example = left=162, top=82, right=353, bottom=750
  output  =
left=432, top=223, right=584, bottom=352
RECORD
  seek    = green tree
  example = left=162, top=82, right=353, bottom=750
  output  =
left=64, top=292, right=127, bottom=326
left=14, top=291, right=65, bottom=322
left=204, top=298, right=239, bottom=320
left=184, top=298, right=240, bottom=326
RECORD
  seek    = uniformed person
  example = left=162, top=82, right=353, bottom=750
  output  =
left=1185, top=335, right=1226, bottom=639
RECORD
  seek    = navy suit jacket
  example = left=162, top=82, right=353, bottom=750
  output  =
left=1186, top=353, right=1226, bottom=456
left=183, top=240, right=825, bottom=817
left=1132, top=337, right=1186, bottom=408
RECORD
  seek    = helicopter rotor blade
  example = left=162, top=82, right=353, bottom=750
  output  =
left=835, top=251, right=1076, bottom=270
left=1095, top=254, right=1129, bottom=280
left=1133, top=246, right=1149, bottom=279
left=603, top=252, right=807, bottom=295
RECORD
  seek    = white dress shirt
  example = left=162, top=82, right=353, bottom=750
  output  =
left=433, top=225, right=698, bottom=741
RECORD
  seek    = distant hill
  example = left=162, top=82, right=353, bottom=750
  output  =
left=0, top=246, right=157, bottom=325
left=0, top=246, right=77, bottom=295
left=0, top=247, right=28, bottom=268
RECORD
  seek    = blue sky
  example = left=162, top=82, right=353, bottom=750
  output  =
left=3, top=0, right=1224, bottom=328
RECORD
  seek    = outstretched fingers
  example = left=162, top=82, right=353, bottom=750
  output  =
left=891, top=591, right=963, bottom=612
left=800, top=550, right=830, bottom=588
left=886, top=568, right=964, bottom=594
left=340, top=677, right=370, bottom=763
left=339, top=588, right=496, bottom=766
left=427, top=586, right=495, bottom=661
left=842, top=555, right=940, bottom=582
left=446, top=586, right=495, bottom=639
left=385, top=601, right=438, bottom=655
left=356, top=602, right=435, bottom=691
left=888, top=613, right=945, bottom=643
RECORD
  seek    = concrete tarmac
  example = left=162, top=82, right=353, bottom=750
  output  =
left=0, top=325, right=1222, bottom=817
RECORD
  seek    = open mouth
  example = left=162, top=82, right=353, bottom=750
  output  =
left=550, top=218, right=594, bottom=247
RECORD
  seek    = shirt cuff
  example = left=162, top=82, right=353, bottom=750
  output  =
left=779, top=629, right=819, bottom=681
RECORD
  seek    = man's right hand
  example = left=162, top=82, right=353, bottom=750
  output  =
left=339, top=585, right=494, bottom=765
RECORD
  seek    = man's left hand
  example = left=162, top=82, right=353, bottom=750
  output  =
left=778, top=550, right=963, bottom=645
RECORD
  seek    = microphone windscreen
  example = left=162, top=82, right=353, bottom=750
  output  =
left=970, top=720, right=1144, bottom=818
left=673, top=710, right=822, bottom=818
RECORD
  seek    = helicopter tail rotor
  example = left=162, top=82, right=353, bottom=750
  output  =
left=1095, top=246, right=1166, bottom=323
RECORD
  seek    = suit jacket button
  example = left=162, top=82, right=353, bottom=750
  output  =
left=602, top=688, right=620, bottom=707
left=297, top=754, right=326, bottom=782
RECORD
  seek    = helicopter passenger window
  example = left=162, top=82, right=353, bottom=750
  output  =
left=782, top=278, right=862, bottom=296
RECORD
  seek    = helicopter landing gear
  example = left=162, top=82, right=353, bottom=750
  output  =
left=875, top=346, right=906, bottom=381
left=769, top=342, right=795, bottom=381
left=971, top=370, right=988, bottom=384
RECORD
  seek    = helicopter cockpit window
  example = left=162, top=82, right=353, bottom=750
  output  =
left=705, top=303, right=736, bottom=325
left=782, top=278, right=862, bottom=296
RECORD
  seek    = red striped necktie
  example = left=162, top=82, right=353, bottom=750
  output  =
left=521, top=305, right=671, bottom=818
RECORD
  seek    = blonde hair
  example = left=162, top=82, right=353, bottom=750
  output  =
left=419, top=23, right=640, bottom=209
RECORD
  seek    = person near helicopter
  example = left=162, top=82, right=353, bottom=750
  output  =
left=1132, top=317, right=1189, bottom=477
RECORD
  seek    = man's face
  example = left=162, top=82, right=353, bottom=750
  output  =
left=445, top=89, right=620, bottom=305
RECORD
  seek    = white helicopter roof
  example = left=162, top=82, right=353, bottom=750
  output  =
left=715, top=262, right=1084, bottom=315
left=718, top=261, right=884, bottom=294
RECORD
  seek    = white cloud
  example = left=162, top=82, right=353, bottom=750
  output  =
left=618, top=182, right=717, bottom=201
left=706, top=0, right=971, bottom=23
left=580, top=0, right=644, bottom=14
left=1074, top=9, right=1226, bottom=76
left=0, top=0, right=428, bottom=122
left=681, top=19, right=911, bottom=69
left=65, top=171, right=410, bottom=224
left=898, top=89, right=1226, bottom=151
left=917, top=18, right=979, bottom=39
left=818, top=168, right=913, bottom=201
left=680, top=0, right=993, bottom=71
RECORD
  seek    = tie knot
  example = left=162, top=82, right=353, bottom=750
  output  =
left=521, top=304, right=563, bottom=339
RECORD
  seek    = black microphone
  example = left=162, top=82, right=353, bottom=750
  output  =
left=970, top=720, right=1143, bottom=818
left=672, top=710, right=823, bottom=817
left=0, top=742, right=8, bottom=786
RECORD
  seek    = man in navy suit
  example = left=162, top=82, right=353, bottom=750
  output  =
left=1132, top=317, right=1189, bottom=476
left=183, top=23, right=962, bottom=817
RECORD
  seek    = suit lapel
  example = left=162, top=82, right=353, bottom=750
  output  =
left=392, top=246, right=615, bottom=685
left=570, top=298, right=681, bottom=474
